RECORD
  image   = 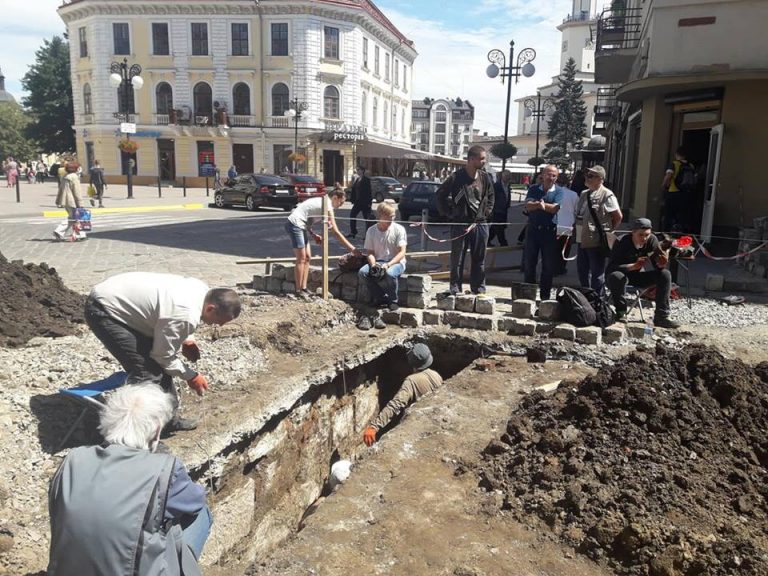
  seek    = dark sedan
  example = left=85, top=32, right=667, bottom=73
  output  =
left=282, top=174, right=326, bottom=202
left=371, top=176, right=404, bottom=203
left=398, top=181, right=441, bottom=221
left=214, top=174, right=296, bottom=211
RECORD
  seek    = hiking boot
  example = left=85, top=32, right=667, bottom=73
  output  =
left=357, top=316, right=373, bottom=331
left=162, top=415, right=198, bottom=437
left=654, top=316, right=680, bottom=330
left=372, top=316, right=386, bottom=329
left=388, top=302, right=400, bottom=312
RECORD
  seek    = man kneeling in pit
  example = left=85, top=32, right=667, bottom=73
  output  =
left=363, top=343, right=443, bottom=446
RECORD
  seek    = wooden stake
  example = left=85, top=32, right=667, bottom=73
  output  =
left=322, top=195, right=329, bottom=300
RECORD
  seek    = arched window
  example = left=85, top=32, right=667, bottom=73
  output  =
left=435, top=104, right=447, bottom=122
left=271, top=83, right=289, bottom=116
left=83, top=83, right=92, bottom=115
left=361, top=91, right=367, bottom=125
left=155, top=82, right=173, bottom=114
left=232, top=82, right=250, bottom=115
left=323, top=85, right=340, bottom=119
left=193, top=82, right=213, bottom=124
left=372, top=97, right=378, bottom=128
left=383, top=101, right=388, bottom=130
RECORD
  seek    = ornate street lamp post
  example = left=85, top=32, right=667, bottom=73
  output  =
left=523, top=92, right=555, bottom=174
left=284, top=99, right=308, bottom=173
left=486, top=41, right=537, bottom=171
left=109, top=58, right=143, bottom=198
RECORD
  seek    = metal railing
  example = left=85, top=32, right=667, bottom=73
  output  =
left=113, top=113, right=140, bottom=124
left=596, top=6, right=643, bottom=52
left=594, top=86, right=618, bottom=118
left=269, top=116, right=290, bottom=128
left=230, top=115, right=256, bottom=127
left=155, top=113, right=170, bottom=125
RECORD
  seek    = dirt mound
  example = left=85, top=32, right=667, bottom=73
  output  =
left=479, top=344, right=768, bottom=575
left=0, top=252, right=85, bottom=347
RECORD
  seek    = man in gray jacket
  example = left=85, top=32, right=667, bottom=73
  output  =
left=48, top=384, right=210, bottom=576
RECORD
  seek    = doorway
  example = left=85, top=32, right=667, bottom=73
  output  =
left=157, top=139, right=176, bottom=182
left=232, top=144, right=254, bottom=174
left=322, top=150, right=343, bottom=186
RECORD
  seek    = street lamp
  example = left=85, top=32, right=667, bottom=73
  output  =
left=110, top=58, right=143, bottom=199
left=523, top=92, right=555, bottom=175
left=284, top=98, right=308, bottom=173
left=486, top=40, right=536, bottom=171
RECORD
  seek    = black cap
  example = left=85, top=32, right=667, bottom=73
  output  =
left=631, top=217, right=652, bottom=230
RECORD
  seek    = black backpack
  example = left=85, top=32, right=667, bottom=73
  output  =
left=581, top=288, right=616, bottom=329
left=674, top=162, right=697, bottom=192
left=556, top=287, right=596, bottom=327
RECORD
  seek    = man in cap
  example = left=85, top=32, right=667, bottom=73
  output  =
left=362, top=343, right=443, bottom=446
left=606, top=218, right=680, bottom=329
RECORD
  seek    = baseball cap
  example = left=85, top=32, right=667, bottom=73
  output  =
left=586, top=165, right=606, bottom=180
left=631, top=218, right=653, bottom=230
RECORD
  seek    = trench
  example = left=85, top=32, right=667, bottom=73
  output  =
left=189, top=333, right=508, bottom=568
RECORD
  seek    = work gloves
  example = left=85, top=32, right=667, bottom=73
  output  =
left=187, top=373, right=209, bottom=396
left=363, top=426, right=377, bottom=447
left=182, top=340, right=201, bottom=362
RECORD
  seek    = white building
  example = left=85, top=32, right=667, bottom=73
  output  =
left=411, top=97, right=475, bottom=159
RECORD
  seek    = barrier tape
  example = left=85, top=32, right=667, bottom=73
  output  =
left=560, top=235, right=578, bottom=261
left=694, top=237, right=768, bottom=261
left=410, top=222, right=477, bottom=243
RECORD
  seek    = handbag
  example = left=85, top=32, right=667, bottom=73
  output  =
left=87, top=184, right=96, bottom=198
left=586, top=193, right=611, bottom=257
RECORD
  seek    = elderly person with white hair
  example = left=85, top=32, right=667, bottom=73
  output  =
left=47, top=384, right=211, bottom=576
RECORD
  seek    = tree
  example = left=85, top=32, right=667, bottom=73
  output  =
left=543, top=58, right=587, bottom=169
left=490, top=142, right=518, bottom=163
left=22, top=36, right=75, bottom=154
left=0, top=103, right=39, bottom=161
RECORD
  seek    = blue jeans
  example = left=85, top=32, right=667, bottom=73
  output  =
left=577, top=245, right=607, bottom=294
left=449, top=223, right=489, bottom=294
left=523, top=224, right=557, bottom=300
left=358, top=260, right=405, bottom=305
left=284, top=220, right=309, bottom=249
left=181, top=505, right=213, bottom=560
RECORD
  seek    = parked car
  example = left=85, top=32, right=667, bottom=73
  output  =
left=282, top=174, right=326, bottom=202
left=397, top=181, right=442, bottom=221
left=213, top=174, right=296, bottom=211
left=370, top=176, right=404, bottom=203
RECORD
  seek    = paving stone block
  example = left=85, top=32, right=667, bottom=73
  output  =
left=511, top=299, right=536, bottom=319
left=455, top=295, right=476, bottom=313
left=406, top=291, right=431, bottom=309
left=252, top=275, right=266, bottom=291
left=511, top=318, right=537, bottom=336
left=266, top=276, right=283, bottom=293
left=270, top=263, right=289, bottom=280
left=406, top=274, right=433, bottom=293
left=381, top=309, right=401, bottom=325
left=511, top=282, right=539, bottom=301
left=475, top=315, right=498, bottom=331
left=281, top=281, right=296, bottom=294
left=444, top=311, right=462, bottom=327
left=475, top=296, right=496, bottom=315
left=423, top=309, right=443, bottom=326
left=535, top=322, right=555, bottom=334
left=626, top=323, right=647, bottom=339
left=436, top=294, right=456, bottom=311
left=399, top=309, right=423, bottom=328
left=603, top=324, right=626, bottom=344
left=551, top=323, right=576, bottom=341
left=538, top=300, right=560, bottom=321
left=498, top=316, right=517, bottom=332
left=705, top=273, right=724, bottom=292
left=308, top=267, right=324, bottom=284
left=576, top=326, right=602, bottom=345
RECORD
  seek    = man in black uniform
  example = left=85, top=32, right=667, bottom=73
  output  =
left=348, top=166, right=373, bottom=239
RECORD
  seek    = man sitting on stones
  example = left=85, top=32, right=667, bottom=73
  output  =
left=356, top=202, right=407, bottom=331
left=606, top=218, right=680, bottom=329
left=48, top=384, right=211, bottom=576
left=363, top=343, right=443, bottom=446
left=84, top=272, right=241, bottom=432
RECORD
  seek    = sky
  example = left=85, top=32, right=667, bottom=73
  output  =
left=0, top=0, right=579, bottom=135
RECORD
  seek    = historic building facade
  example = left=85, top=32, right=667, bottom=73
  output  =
left=410, top=97, right=474, bottom=159
left=58, top=0, right=416, bottom=186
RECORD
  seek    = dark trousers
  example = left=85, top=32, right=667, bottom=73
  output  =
left=84, top=297, right=177, bottom=407
left=523, top=224, right=557, bottom=300
left=577, top=245, right=608, bottom=294
left=349, top=203, right=373, bottom=236
left=450, top=223, right=489, bottom=294
left=607, top=268, right=672, bottom=319
left=556, top=234, right=573, bottom=274
left=487, top=214, right=508, bottom=246
left=663, top=191, right=687, bottom=232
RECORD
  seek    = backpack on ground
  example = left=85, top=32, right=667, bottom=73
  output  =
left=674, top=162, right=697, bottom=192
left=581, top=287, right=616, bottom=329
left=556, top=287, right=596, bottom=327
left=337, top=251, right=368, bottom=272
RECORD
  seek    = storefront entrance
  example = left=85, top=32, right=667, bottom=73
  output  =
left=232, top=143, right=254, bottom=174
left=322, top=150, right=344, bottom=186
left=157, top=139, right=176, bottom=182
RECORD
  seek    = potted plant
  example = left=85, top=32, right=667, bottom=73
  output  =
left=118, top=139, right=139, bottom=154
left=288, top=152, right=306, bottom=164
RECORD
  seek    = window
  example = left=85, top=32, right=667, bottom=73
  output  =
left=323, top=86, right=340, bottom=118
left=197, top=141, right=215, bottom=177
left=191, top=23, right=208, bottom=56
left=435, top=105, right=447, bottom=122
left=155, top=82, right=173, bottom=114
left=374, top=46, right=380, bottom=75
left=392, top=104, right=397, bottom=134
left=231, top=23, right=249, bottom=56
left=193, top=82, right=213, bottom=123
left=271, top=23, right=288, bottom=55
left=271, top=83, right=289, bottom=116
left=232, top=83, right=250, bottom=115
left=372, top=97, right=378, bottom=128
left=403, top=64, right=408, bottom=91
left=363, top=38, right=369, bottom=68
left=361, top=91, right=367, bottom=125
left=82, top=83, right=92, bottom=115
left=401, top=113, right=405, bottom=136
left=394, top=58, right=399, bottom=86
left=383, top=102, right=388, bottom=130
left=78, top=27, right=87, bottom=58
left=152, top=23, right=169, bottom=55
left=435, top=134, right=446, bottom=144
left=385, top=54, right=390, bottom=81
left=324, top=26, right=339, bottom=59
left=113, top=23, right=130, bottom=55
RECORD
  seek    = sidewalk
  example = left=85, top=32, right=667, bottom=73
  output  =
left=1, top=181, right=215, bottom=217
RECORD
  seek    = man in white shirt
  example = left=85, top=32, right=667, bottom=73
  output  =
left=357, top=202, right=407, bottom=330
left=555, top=173, right=580, bottom=275
left=84, top=272, right=241, bottom=432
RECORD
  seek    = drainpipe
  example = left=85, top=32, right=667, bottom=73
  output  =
left=255, top=0, right=267, bottom=171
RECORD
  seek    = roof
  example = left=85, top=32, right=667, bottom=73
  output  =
left=0, top=67, right=16, bottom=104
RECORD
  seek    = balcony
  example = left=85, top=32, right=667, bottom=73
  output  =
left=593, top=86, right=618, bottom=122
left=595, top=6, right=643, bottom=84
left=230, top=115, right=256, bottom=127
left=113, top=113, right=140, bottom=124
left=155, top=114, right=170, bottom=126
left=269, top=116, right=290, bottom=128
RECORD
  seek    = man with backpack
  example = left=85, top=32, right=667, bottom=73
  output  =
left=661, top=147, right=696, bottom=232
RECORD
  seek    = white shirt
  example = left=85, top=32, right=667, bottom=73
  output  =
left=364, top=222, right=407, bottom=265
left=91, top=272, right=209, bottom=380
left=287, top=197, right=332, bottom=229
left=556, top=186, right=580, bottom=235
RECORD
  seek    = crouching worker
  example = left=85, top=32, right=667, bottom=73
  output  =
left=48, top=384, right=211, bottom=576
left=606, top=218, right=680, bottom=329
left=363, top=344, right=443, bottom=446
left=356, top=202, right=407, bottom=330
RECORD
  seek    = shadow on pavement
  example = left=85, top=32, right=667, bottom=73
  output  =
left=29, top=393, right=102, bottom=455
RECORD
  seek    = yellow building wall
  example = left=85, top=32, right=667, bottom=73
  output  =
left=634, top=95, right=673, bottom=227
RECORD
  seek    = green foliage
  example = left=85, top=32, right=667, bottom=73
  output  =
left=543, top=58, right=587, bottom=169
left=490, top=142, right=518, bottom=161
left=0, top=102, right=39, bottom=161
left=21, top=36, right=75, bottom=154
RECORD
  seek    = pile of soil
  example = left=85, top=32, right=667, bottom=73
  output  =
left=0, top=252, right=85, bottom=347
left=479, top=344, right=768, bottom=575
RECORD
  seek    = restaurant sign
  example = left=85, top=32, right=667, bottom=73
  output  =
left=327, top=124, right=368, bottom=143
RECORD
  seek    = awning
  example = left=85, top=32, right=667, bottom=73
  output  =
left=358, top=140, right=464, bottom=166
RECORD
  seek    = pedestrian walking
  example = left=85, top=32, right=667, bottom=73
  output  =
left=53, top=162, right=86, bottom=241
left=661, top=147, right=696, bottom=232
left=88, top=160, right=106, bottom=207
left=488, top=170, right=511, bottom=247
left=4, top=157, right=18, bottom=187
left=37, top=162, right=47, bottom=184
left=348, top=166, right=373, bottom=239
